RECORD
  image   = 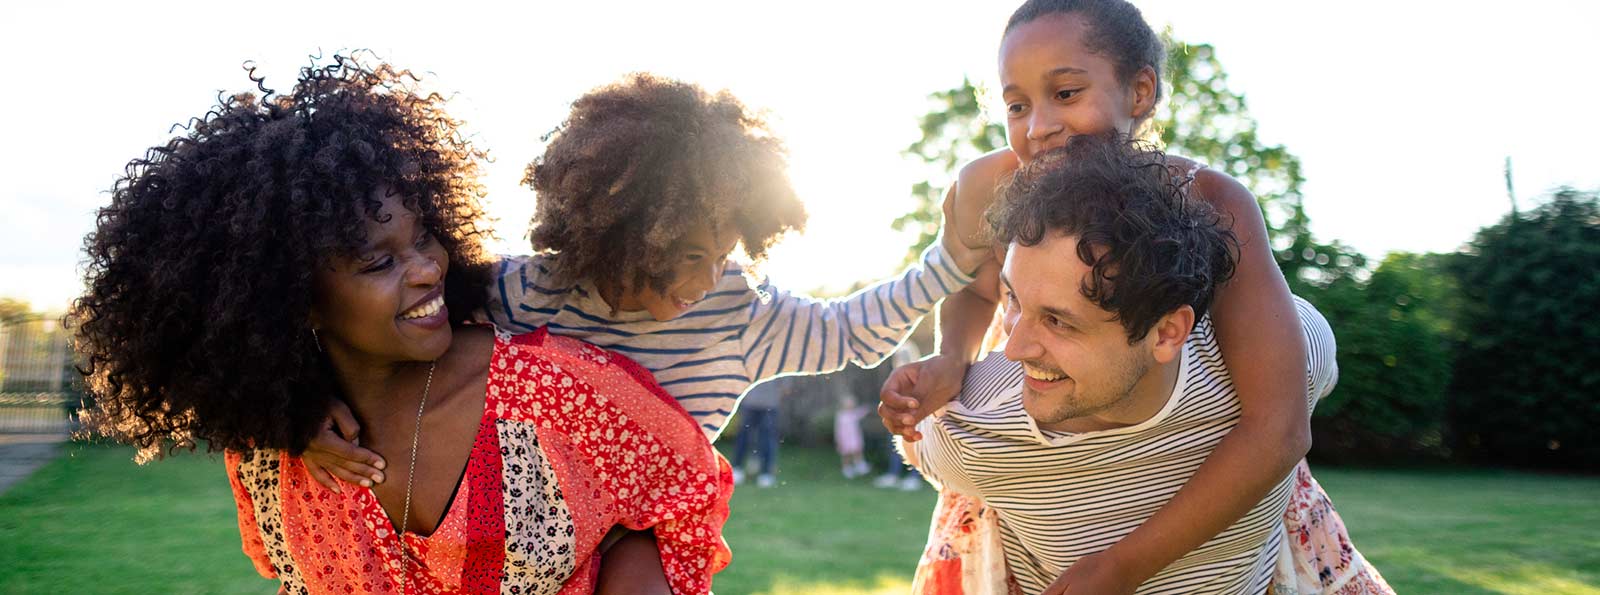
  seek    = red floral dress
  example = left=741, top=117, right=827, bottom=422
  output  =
left=227, top=327, right=734, bottom=594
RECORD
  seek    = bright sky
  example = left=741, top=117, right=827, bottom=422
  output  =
left=3, top=1, right=1596, bottom=312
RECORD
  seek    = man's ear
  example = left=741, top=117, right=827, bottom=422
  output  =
left=1148, top=305, right=1194, bottom=364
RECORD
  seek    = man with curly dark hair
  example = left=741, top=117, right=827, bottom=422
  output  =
left=901, top=135, right=1388, bottom=594
left=73, top=55, right=732, bottom=595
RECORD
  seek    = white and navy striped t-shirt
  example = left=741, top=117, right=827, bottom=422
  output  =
left=485, top=241, right=974, bottom=440
left=911, top=297, right=1336, bottom=594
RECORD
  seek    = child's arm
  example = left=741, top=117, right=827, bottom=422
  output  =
left=481, top=254, right=575, bottom=333
left=739, top=217, right=983, bottom=382
left=882, top=152, right=1015, bottom=439
left=1054, top=167, right=1311, bottom=594
left=303, top=254, right=567, bottom=490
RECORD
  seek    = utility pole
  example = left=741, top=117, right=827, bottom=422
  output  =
left=1504, top=156, right=1519, bottom=217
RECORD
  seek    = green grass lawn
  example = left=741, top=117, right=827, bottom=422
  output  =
left=0, top=442, right=1596, bottom=594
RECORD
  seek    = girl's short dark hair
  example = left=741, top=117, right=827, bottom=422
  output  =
left=987, top=134, right=1237, bottom=342
left=1006, top=0, right=1167, bottom=124
left=524, top=73, right=807, bottom=305
left=72, top=53, right=492, bottom=460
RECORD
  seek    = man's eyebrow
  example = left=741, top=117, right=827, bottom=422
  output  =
left=1002, top=270, right=1086, bottom=325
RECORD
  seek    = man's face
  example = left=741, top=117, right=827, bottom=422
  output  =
left=1000, top=233, right=1157, bottom=429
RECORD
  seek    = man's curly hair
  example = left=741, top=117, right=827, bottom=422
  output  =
left=71, top=53, right=492, bottom=461
left=524, top=73, right=807, bottom=306
left=987, top=134, right=1238, bottom=342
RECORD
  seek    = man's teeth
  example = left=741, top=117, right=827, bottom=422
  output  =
left=1023, top=366, right=1066, bottom=382
left=399, top=295, right=445, bottom=320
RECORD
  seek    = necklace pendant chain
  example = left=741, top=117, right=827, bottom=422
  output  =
left=397, top=360, right=436, bottom=595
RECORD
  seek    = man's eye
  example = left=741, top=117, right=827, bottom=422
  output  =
left=1056, top=88, right=1080, bottom=101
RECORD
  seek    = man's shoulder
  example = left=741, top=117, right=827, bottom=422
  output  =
left=953, top=353, right=1025, bottom=412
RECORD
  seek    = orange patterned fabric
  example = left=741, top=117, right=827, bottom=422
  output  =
left=227, top=327, right=733, bottom=594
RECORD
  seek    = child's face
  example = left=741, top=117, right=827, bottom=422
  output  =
left=619, top=222, right=740, bottom=322
left=999, top=13, right=1153, bottom=164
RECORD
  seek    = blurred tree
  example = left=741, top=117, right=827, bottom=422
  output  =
left=1447, top=188, right=1600, bottom=469
left=0, top=297, right=32, bottom=323
left=1303, top=253, right=1459, bottom=462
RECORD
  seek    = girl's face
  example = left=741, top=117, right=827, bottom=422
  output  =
left=999, top=13, right=1156, bottom=163
left=312, top=187, right=453, bottom=367
left=617, top=222, right=740, bottom=322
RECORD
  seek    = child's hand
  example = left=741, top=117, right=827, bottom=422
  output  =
left=1041, top=551, right=1139, bottom=595
left=301, top=399, right=386, bottom=492
left=938, top=186, right=992, bottom=276
left=878, top=354, right=968, bottom=441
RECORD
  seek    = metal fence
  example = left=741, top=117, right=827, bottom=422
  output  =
left=0, top=317, right=80, bottom=434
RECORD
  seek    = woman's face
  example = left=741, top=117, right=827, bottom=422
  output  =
left=616, top=222, right=740, bottom=322
left=312, top=187, right=452, bottom=367
left=999, top=13, right=1155, bottom=163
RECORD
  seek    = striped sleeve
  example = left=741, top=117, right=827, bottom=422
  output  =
left=483, top=254, right=572, bottom=334
left=739, top=240, right=976, bottom=381
left=1293, top=296, right=1338, bottom=411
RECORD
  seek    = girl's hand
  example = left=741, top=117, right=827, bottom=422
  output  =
left=938, top=186, right=992, bottom=275
left=1042, top=551, right=1140, bottom=595
left=878, top=353, right=969, bottom=441
left=301, top=399, right=386, bottom=492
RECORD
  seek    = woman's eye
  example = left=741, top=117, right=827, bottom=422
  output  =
left=415, top=230, right=434, bottom=248
left=684, top=253, right=704, bottom=263
left=361, top=256, right=394, bottom=274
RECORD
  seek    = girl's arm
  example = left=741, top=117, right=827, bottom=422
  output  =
left=883, top=152, right=1014, bottom=439
left=1070, top=167, right=1311, bottom=592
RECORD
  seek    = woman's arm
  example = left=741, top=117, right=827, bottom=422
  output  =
left=597, top=530, right=671, bottom=595
left=1067, top=168, right=1311, bottom=592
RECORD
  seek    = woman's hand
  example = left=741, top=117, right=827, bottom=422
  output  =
left=301, top=399, right=386, bottom=492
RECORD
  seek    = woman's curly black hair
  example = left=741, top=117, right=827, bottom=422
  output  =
left=524, top=73, right=807, bottom=307
left=987, top=134, right=1238, bottom=342
left=72, top=53, right=492, bottom=461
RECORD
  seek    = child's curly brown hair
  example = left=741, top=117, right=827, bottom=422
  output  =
left=524, top=73, right=807, bottom=305
left=71, top=53, right=492, bottom=461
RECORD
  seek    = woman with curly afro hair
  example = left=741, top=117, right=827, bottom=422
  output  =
left=73, top=54, right=732, bottom=595
left=307, top=73, right=988, bottom=487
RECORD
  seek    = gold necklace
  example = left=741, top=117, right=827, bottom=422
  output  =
left=396, top=360, right=436, bottom=595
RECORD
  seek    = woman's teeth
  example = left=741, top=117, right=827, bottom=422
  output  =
left=399, top=295, right=444, bottom=320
